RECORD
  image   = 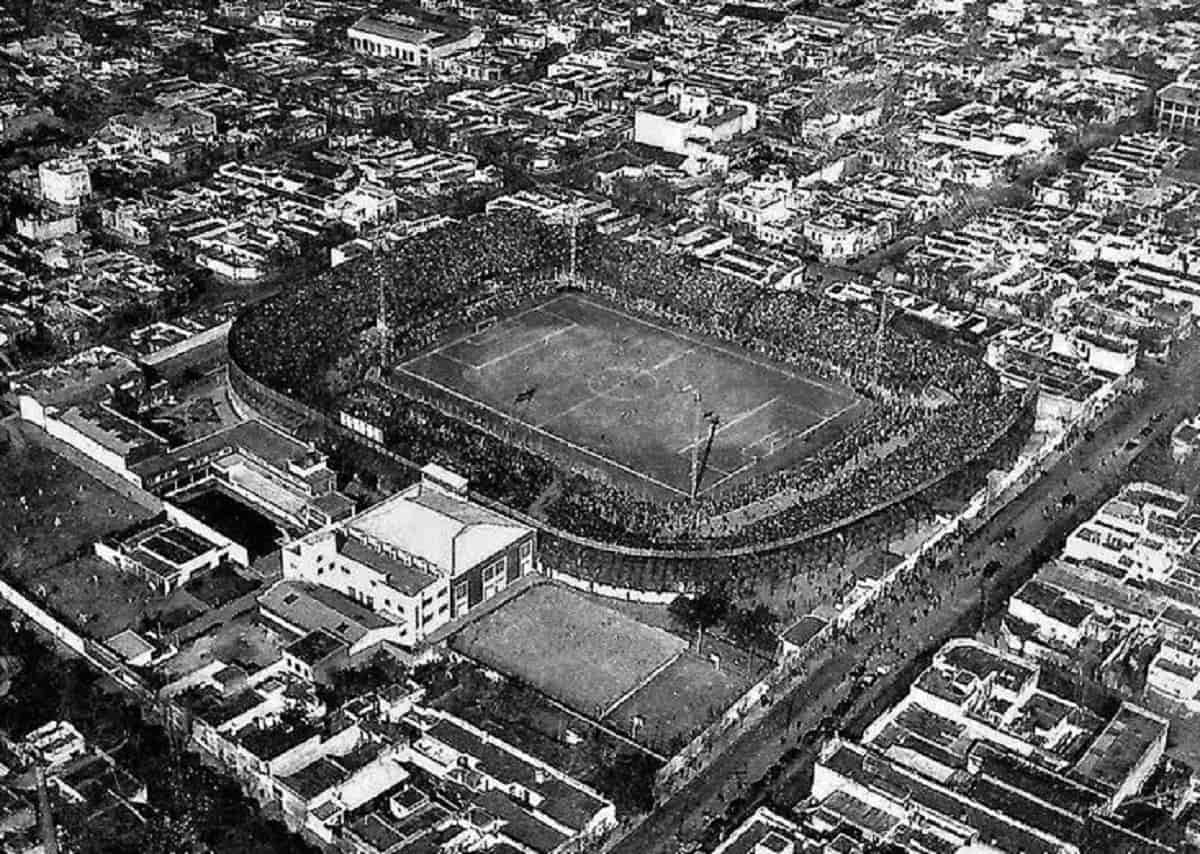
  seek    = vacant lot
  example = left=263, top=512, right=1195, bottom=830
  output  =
left=450, top=583, right=686, bottom=716
left=159, top=611, right=283, bottom=681
left=0, top=433, right=164, bottom=640
left=399, top=294, right=863, bottom=498
left=26, top=555, right=159, bottom=640
left=0, top=440, right=153, bottom=574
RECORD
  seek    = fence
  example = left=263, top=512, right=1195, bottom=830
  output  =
left=0, top=574, right=158, bottom=709
left=650, top=391, right=1039, bottom=800
left=231, top=349, right=1035, bottom=603
left=0, top=576, right=87, bottom=656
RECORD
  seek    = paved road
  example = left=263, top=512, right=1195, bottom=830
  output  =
left=612, top=343, right=1200, bottom=854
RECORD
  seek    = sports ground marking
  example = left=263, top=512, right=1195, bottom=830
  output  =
left=470, top=323, right=578, bottom=371
left=599, top=648, right=688, bottom=721
left=570, top=294, right=856, bottom=401
left=674, top=395, right=782, bottom=456
left=392, top=365, right=692, bottom=497
left=704, top=398, right=859, bottom=494
left=400, top=293, right=859, bottom=497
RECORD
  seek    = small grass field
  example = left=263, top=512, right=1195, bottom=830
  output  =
left=398, top=293, right=864, bottom=499
left=604, top=647, right=760, bottom=754
left=450, top=583, right=686, bottom=717
left=450, top=583, right=770, bottom=755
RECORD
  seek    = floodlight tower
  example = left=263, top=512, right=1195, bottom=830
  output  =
left=689, top=390, right=720, bottom=500
left=564, top=201, right=581, bottom=287
left=689, top=388, right=703, bottom=500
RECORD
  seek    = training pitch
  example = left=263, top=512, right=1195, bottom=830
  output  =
left=398, top=293, right=865, bottom=499
left=450, top=584, right=687, bottom=718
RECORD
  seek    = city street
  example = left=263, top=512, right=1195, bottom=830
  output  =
left=612, top=339, right=1200, bottom=854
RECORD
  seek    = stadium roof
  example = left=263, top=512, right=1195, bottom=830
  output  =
left=346, top=481, right=530, bottom=576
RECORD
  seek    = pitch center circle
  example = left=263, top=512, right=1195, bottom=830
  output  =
left=588, top=367, right=658, bottom=401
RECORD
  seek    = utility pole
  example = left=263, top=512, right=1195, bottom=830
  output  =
left=376, top=275, right=390, bottom=369
left=979, top=571, right=987, bottom=636
left=689, top=388, right=703, bottom=499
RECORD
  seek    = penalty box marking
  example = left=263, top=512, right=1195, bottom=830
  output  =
left=674, top=396, right=781, bottom=456
left=576, top=295, right=859, bottom=405
left=414, top=299, right=579, bottom=371
left=394, top=366, right=691, bottom=498
left=700, top=399, right=860, bottom=495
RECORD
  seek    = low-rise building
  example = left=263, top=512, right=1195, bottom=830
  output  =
left=1156, top=81, right=1200, bottom=142
left=635, top=84, right=757, bottom=173
left=281, top=464, right=537, bottom=648
left=804, top=639, right=1174, bottom=853
left=260, top=580, right=407, bottom=675
left=95, top=509, right=245, bottom=593
left=347, top=7, right=483, bottom=69
left=38, top=157, right=91, bottom=208
left=130, top=419, right=353, bottom=530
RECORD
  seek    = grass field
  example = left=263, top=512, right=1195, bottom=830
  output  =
left=0, top=432, right=162, bottom=639
left=30, top=555, right=158, bottom=640
left=604, top=650, right=758, bottom=753
left=399, top=294, right=864, bottom=499
left=450, top=584, right=686, bottom=717
left=0, top=440, right=153, bottom=574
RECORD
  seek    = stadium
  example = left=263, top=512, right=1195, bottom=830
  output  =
left=228, top=211, right=1034, bottom=591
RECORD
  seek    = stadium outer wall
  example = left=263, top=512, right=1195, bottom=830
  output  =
left=228, top=357, right=1036, bottom=598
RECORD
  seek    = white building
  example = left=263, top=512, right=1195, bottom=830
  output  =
left=38, top=157, right=92, bottom=207
left=634, top=85, right=757, bottom=173
left=280, top=464, right=536, bottom=647
left=347, top=10, right=482, bottom=69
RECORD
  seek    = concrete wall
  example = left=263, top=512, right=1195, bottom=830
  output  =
left=0, top=576, right=86, bottom=655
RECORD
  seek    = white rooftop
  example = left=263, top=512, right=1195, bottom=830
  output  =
left=346, top=475, right=529, bottom=576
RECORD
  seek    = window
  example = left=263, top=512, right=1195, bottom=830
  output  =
left=453, top=581, right=469, bottom=618
left=483, top=559, right=507, bottom=599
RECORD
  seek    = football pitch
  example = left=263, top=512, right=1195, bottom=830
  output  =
left=398, top=293, right=865, bottom=498
left=450, top=583, right=766, bottom=753
left=450, top=584, right=687, bottom=718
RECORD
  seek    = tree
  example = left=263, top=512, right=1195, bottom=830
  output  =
left=610, top=174, right=680, bottom=219
left=725, top=604, right=779, bottom=652
left=669, top=587, right=730, bottom=652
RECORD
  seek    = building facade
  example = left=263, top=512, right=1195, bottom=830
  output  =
left=281, top=464, right=536, bottom=647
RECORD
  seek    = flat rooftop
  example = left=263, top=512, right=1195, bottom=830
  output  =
left=1071, top=703, right=1166, bottom=794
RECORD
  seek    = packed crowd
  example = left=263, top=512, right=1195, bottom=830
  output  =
left=229, top=211, right=566, bottom=406
left=230, top=212, right=1030, bottom=562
